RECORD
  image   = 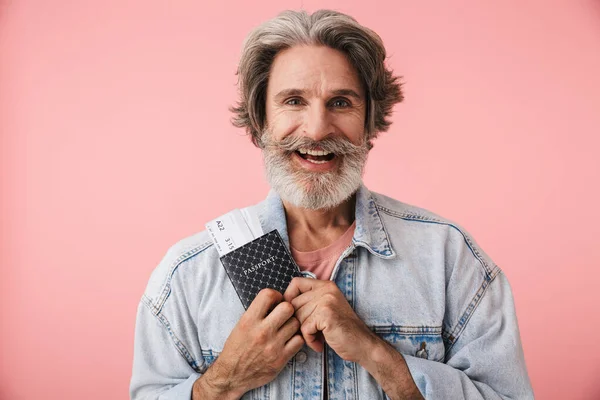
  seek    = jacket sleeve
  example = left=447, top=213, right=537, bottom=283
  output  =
left=129, top=296, right=202, bottom=400
left=403, top=271, right=534, bottom=399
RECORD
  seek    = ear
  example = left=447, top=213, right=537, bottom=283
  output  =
left=363, top=131, right=375, bottom=151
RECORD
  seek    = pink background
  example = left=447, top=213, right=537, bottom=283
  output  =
left=1, top=1, right=599, bottom=399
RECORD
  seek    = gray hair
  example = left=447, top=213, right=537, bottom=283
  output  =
left=230, top=9, right=404, bottom=149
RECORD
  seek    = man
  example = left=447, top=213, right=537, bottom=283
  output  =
left=130, top=9, right=533, bottom=400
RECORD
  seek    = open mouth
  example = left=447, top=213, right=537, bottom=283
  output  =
left=294, top=148, right=336, bottom=164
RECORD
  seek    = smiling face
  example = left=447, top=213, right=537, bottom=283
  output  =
left=261, top=45, right=370, bottom=210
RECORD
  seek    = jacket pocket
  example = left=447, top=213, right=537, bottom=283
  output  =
left=371, top=325, right=445, bottom=362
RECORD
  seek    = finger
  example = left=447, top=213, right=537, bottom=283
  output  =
left=293, top=301, right=319, bottom=325
left=276, top=316, right=301, bottom=342
left=264, top=301, right=295, bottom=330
left=282, top=334, right=305, bottom=359
left=247, top=288, right=283, bottom=319
left=290, top=290, right=319, bottom=311
left=300, top=314, right=325, bottom=353
left=283, top=277, right=320, bottom=302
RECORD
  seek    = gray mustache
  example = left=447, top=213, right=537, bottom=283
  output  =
left=261, top=135, right=366, bottom=155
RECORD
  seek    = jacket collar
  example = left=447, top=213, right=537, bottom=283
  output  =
left=259, top=184, right=395, bottom=259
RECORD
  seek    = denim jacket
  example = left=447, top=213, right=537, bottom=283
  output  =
left=129, top=185, right=533, bottom=399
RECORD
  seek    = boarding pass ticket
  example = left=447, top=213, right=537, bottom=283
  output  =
left=205, top=208, right=264, bottom=257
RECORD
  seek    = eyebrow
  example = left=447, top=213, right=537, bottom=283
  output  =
left=273, top=88, right=363, bottom=102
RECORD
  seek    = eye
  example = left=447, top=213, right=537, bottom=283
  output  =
left=330, top=98, right=351, bottom=108
left=285, top=98, right=303, bottom=106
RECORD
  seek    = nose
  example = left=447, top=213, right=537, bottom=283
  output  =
left=302, top=103, right=333, bottom=142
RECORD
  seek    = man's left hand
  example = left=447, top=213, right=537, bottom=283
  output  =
left=283, top=277, right=379, bottom=364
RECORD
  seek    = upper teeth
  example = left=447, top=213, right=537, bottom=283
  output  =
left=298, top=148, right=332, bottom=156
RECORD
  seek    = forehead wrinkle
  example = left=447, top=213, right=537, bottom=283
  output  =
left=309, top=69, right=362, bottom=99
left=268, top=47, right=364, bottom=101
left=280, top=77, right=362, bottom=100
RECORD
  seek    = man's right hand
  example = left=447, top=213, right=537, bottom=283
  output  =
left=193, top=288, right=305, bottom=400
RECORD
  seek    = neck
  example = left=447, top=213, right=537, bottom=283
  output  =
left=282, top=194, right=356, bottom=234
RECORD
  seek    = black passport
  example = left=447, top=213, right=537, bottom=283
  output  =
left=220, top=229, right=302, bottom=309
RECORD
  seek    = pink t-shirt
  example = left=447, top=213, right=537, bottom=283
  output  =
left=290, top=221, right=356, bottom=280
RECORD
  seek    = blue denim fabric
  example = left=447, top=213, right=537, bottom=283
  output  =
left=129, top=185, right=533, bottom=399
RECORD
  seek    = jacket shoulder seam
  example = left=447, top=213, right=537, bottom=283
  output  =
left=442, top=269, right=502, bottom=355
left=148, top=239, right=214, bottom=314
left=375, top=204, right=497, bottom=278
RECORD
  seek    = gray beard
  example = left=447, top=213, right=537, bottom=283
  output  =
left=260, top=133, right=369, bottom=210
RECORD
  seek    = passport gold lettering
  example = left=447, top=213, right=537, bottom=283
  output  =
left=243, top=256, right=276, bottom=275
